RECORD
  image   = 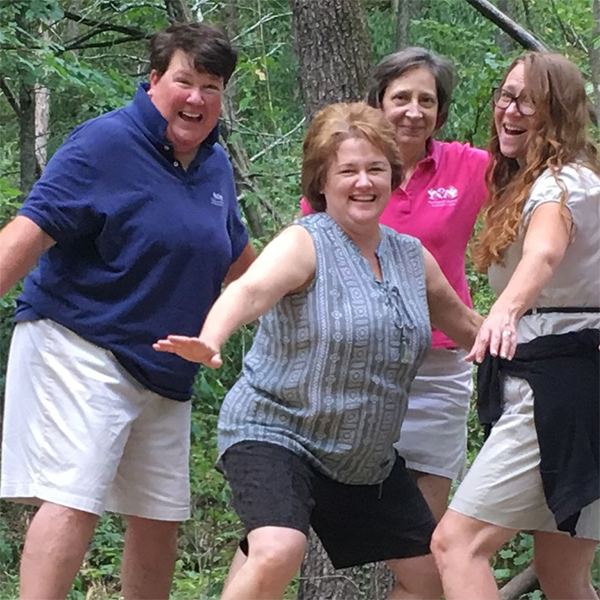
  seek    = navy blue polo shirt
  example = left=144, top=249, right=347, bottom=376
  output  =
left=16, top=83, right=249, bottom=400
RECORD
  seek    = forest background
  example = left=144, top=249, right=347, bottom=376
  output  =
left=0, top=0, right=598, bottom=598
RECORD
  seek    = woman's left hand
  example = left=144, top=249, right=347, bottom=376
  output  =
left=465, top=309, right=518, bottom=363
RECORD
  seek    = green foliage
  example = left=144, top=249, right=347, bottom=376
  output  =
left=0, top=0, right=598, bottom=597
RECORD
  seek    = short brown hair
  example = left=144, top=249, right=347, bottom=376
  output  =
left=149, top=23, right=237, bottom=84
left=302, top=102, right=403, bottom=212
left=366, top=47, right=454, bottom=131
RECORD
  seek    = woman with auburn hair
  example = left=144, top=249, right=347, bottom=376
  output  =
left=432, top=52, right=600, bottom=599
left=155, top=102, right=482, bottom=600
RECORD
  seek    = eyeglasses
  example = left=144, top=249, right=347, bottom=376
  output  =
left=492, top=88, right=536, bottom=116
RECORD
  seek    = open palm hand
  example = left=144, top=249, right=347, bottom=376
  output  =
left=153, top=335, right=222, bottom=368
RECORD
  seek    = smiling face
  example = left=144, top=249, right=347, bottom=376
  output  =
left=494, top=62, right=539, bottom=160
left=380, top=66, right=439, bottom=154
left=321, top=136, right=392, bottom=233
left=148, top=49, right=224, bottom=162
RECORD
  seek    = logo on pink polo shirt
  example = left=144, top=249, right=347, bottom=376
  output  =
left=427, top=186, right=459, bottom=206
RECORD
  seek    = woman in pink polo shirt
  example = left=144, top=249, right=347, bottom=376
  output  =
left=302, top=48, right=488, bottom=520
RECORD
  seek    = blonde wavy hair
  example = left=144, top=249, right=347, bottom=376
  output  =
left=302, top=102, right=403, bottom=212
left=472, top=52, right=599, bottom=271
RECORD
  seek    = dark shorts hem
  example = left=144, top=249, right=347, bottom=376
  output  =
left=330, top=544, right=432, bottom=570
left=221, top=441, right=436, bottom=570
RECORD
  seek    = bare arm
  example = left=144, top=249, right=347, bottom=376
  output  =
left=154, top=225, right=316, bottom=367
left=467, top=202, right=571, bottom=362
left=0, top=216, right=55, bottom=296
left=424, top=249, right=483, bottom=351
left=223, top=241, right=256, bottom=286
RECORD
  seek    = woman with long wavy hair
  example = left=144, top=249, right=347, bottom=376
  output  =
left=432, top=52, right=600, bottom=599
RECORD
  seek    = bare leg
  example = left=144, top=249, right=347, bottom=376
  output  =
left=386, top=554, right=442, bottom=600
left=222, top=548, right=247, bottom=596
left=534, top=531, right=598, bottom=600
left=431, top=509, right=516, bottom=600
left=221, top=526, right=306, bottom=600
left=20, top=502, right=98, bottom=600
left=121, top=516, right=179, bottom=600
left=410, top=470, right=452, bottom=522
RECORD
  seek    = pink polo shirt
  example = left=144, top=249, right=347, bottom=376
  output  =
left=300, top=139, right=489, bottom=348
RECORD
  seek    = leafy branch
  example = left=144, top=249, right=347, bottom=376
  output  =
left=62, top=11, right=146, bottom=38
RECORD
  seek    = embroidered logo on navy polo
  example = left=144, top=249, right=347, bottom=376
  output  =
left=211, top=192, right=224, bottom=207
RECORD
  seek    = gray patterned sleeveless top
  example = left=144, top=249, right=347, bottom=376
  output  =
left=218, top=212, right=431, bottom=484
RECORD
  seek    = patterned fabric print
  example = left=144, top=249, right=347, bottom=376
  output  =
left=218, top=213, right=431, bottom=485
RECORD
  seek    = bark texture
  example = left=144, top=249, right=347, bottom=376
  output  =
left=392, top=0, right=409, bottom=50
left=590, top=0, right=600, bottom=126
left=499, top=563, right=538, bottom=600
left=290, top=0, right=371, bottom=120
left=297, top=529, right=394, bottom=599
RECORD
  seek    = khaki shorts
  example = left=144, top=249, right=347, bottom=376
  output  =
left=1, top=319, right=191, bottom=521
left=394, top=348, right=473, bottom=480
left=450, top=375, right=599, bottom=540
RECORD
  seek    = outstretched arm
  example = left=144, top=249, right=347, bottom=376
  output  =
left=0, top=216, right=55, bottom=296
left=424, top=249, right=483, bottom=351
left=153, top=225, right=316, bottom=367
left=467, top=201, right=571, bottom=363
left=223, top=241, right=256, bottom=286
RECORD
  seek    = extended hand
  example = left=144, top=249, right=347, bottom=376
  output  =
left=153, top=335, right=222, bottom=368
left=465, top=310, right=518, bottom=364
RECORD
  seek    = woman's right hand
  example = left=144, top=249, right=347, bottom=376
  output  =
left=153, top=335, right=222, bottom=368
left=465, top=309, right=518, bottom=363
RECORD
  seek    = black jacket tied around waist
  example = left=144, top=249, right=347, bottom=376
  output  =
left=476, top=329, right=599, bottom=535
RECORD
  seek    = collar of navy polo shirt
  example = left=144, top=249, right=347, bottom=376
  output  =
left=126, top=82, right=220, bottom=172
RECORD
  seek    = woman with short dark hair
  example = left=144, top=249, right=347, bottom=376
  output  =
left=0, top=22, right=254, bottom=599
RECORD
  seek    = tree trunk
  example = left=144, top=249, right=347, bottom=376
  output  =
left=590, top=0, right=600, bottom=126
left=290, top=2, right=394, bottom=596
left=393, top=0, right=409, bottom=50
left=297, top=529, right=394, bottom=599
left=290, top=0, right=371, bottom=120
left=34, top=24, right=51, bottom=171
left=219, top=1, right=266, bottom=238
left=165, top=0, right=192, bottom=25
left=16, top=12, right=38, bottom=198
left=19, top=84, right=37, bottom=198
left=34, top=83, right=50, bottom=171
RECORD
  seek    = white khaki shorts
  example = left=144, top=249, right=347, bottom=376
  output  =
left=450, top=375, right=599, bottom=540
left=1, top=319, right=192, bottom=521
left=394, top=347, right=473, bottom=480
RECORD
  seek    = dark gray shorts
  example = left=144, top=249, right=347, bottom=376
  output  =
left=220, top=441, right=436, bottom=569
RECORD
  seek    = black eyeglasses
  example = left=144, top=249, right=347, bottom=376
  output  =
left=492, top=88, right=536, bottom=116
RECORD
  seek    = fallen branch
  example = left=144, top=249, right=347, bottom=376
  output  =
left=499, top=563, right=538, bottom=600
left=464, top=0, right=548, bottom=51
